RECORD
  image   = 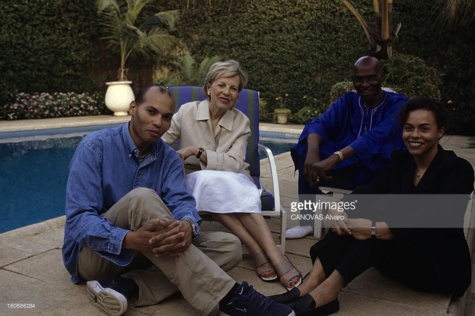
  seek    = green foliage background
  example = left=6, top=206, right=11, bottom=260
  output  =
left=169, top=0, right=367, bottom=112
left=392, top=0, right=475, bottom=135
left=0, top=0, right=474, bottom=134
left=0, top=1, right=99, bottom=100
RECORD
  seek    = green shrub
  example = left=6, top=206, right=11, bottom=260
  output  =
left=446, top=100, right=475, bottom=135
left=1, top=0, right=474, bottom=134
left=0, top=0, right=99, bottom=108
left=329, top=55, right=441, bottom=103
left=290, top=94, right=330, bottom=124
left=329, top=81, right=354, bottom=103
left=258, top=98, right=274, bottom=122
left=381, top=54, right=441, bottom=100
left=164, top=55, right=223, bottom=86
left=173, top=0, right=367, bottom=117
left=292, top=106, right=318, bottom=125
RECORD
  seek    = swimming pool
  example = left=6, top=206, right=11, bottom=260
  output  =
left=260, top=131, right=298, bottom=157
left=0, top=132, right=87, bottom=233
left=0, top=128, right=297, bottom=233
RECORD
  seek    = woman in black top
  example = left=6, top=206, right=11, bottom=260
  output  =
left=271, top=97, right=474, bottom=316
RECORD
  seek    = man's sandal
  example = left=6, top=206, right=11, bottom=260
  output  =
left=274, top=255, right=302, bottom=291
left=253, top=252, right=278, bottom=282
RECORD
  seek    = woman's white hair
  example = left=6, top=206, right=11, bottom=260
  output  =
left=203, top=59, right=248, bottom=97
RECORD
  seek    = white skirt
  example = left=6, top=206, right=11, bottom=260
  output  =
left=185, top=170, right=262, bottom=214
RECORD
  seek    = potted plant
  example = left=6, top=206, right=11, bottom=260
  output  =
left=97, top=0, right=178, bottom=115
left=274, top=108, right=292, bottom=124
left=274, top=93, right=292, bottom=124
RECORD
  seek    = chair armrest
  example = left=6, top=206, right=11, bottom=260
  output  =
left=258, top=143, right=281, bottom=212
left=258, top=143, right=287, bottom=253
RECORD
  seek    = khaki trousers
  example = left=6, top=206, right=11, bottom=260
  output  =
left=78, top=188, right=240, bottom=315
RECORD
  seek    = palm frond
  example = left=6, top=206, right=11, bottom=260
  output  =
left=97, top=0, right=120, bottom=14
left=181, top=55, right=196, bottom=81
left=198, top=56, right=222, bottom=80
left=96, top=0, right=178, bottom=80
left=342, top=0, right=375, bottom=49
left=435, top=0, right=475, bottom=26
left=172, top=55, right=222, bottom=85
left=141, top=10, right=180, bottom=32
left=125, top=0, right=150, bottom=26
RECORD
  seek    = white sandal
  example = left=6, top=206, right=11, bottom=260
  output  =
left=253, top=252, right=278, bottom=282
left=274, top=255, right=302, bottom=291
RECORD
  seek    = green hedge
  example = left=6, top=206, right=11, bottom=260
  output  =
left=1, top=0, right=474, bottom=134
left=393, top=0, right=475, bottom=135
left=170, top=0, right=475, bottom=134
left=0, top=1, right=99, bottom=102
left=168, top=0, right=369, bottom=115
left=0, top=0, right=149, bottom=117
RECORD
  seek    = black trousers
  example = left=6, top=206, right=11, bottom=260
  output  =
left=309, top=231, right=453, bottom=294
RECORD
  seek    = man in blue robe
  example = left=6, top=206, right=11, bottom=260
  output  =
left=287, top=56, right=408, bottom=238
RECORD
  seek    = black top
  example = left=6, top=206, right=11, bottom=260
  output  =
left=353, top=146, right=474, bottom=297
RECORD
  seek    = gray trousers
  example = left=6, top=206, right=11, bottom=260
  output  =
left=78, top=188, right=240, bottom=315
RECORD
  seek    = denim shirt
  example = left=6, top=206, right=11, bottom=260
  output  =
left=62, top=124, right=201, bottom=283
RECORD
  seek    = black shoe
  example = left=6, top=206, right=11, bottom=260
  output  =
left=269, top=287, right=301, bottom=303
left=289, top=295, right=339, bottom=316
left=219, top=281, right=296, bottom=316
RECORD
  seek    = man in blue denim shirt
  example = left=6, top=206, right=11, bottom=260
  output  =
left=62, top=84, right=295, bottom=316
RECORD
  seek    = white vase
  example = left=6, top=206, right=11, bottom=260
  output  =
left=105, top=81, right=134, bottom=116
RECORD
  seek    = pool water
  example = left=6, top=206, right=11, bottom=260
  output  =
left=260, top=137, right=296, bottom=157
left=0, top=135, right=85, bottom=233
left=0, top=132, right=297, bottom=233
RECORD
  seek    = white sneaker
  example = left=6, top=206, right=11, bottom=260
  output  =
left=285, top=225, right=313, bottom=239
left=87, top=280, right=128, bottom=316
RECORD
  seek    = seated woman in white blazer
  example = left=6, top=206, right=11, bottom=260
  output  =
left=162, top=60, right=301, bottom=291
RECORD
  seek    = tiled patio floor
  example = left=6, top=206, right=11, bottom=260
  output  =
left=0, top=116, right=473, bottom=315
